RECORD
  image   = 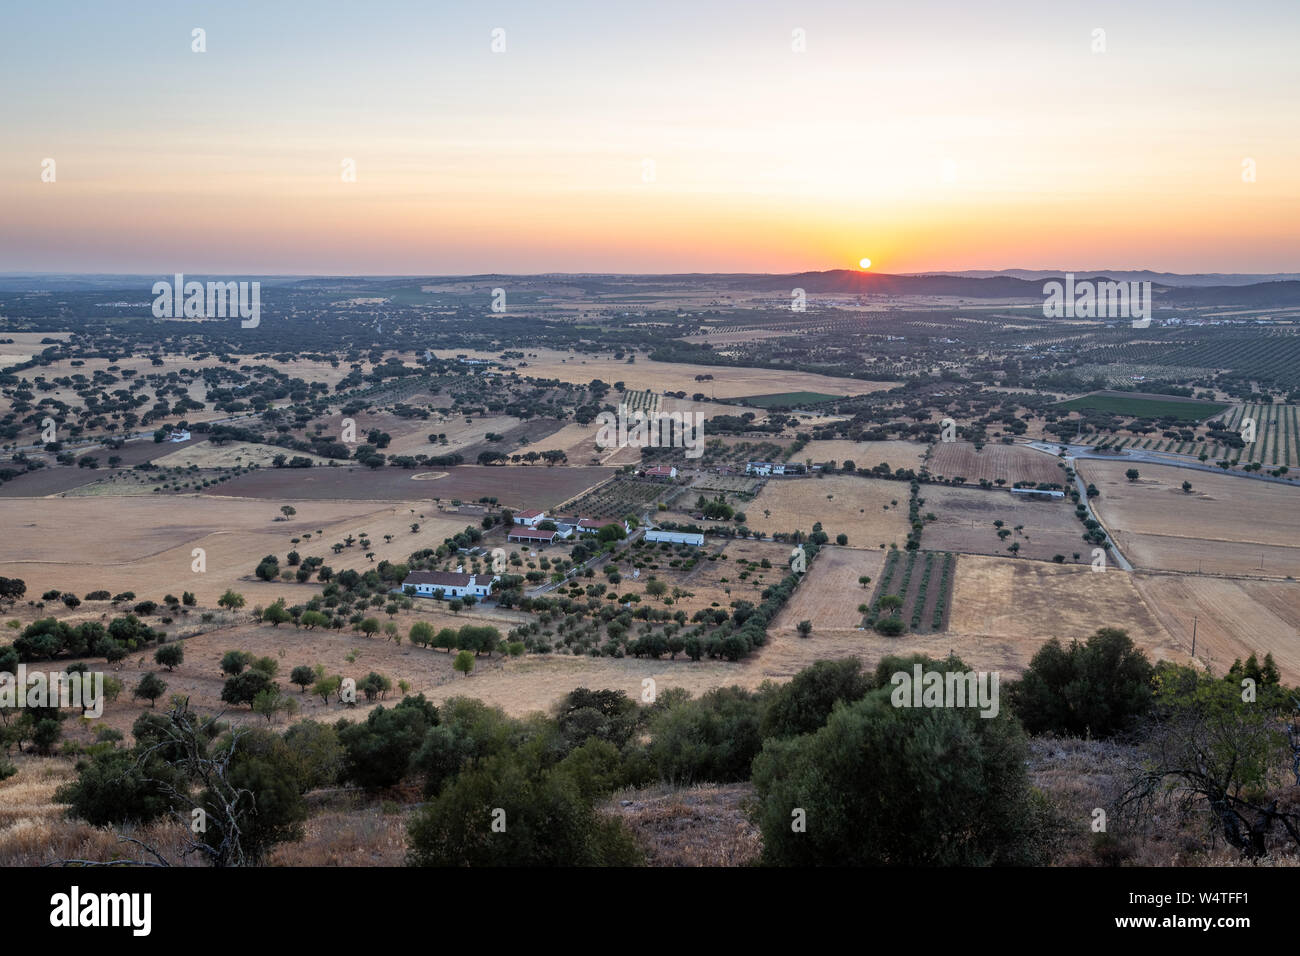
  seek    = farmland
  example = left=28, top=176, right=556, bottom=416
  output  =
left=1132, top=574, right=1300, bottom=685
left=862, top=549, right=958, bottom=634
left=200, top=463, right=615, bottom=507
left=1078, top=460, right=1300, bottom=577
left=561, top=475, right=686, bottom=520
left=771, top=546, right=884, bottom=635
left=743, top=474, right=912, bottom=548
left=1054, top=391, right=1228, bottom=420
left=919, top=485, right=1085, bottom=563
left=799, top=439, right=928, bottom=472
left=431, top=347, right=891, bottom=400
left=926, top=441, right=1067, bottom=487
left=738, top=391, right=844, bottom=408
left=945, top=556, right=1186, bottom=673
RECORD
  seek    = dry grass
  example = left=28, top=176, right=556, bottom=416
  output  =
left=944, top=555, right=1187, bottom=677
left=0, top=755, right=199, bottom=867
left=606, top=782, right=760, bottom=866
left=745, top=474, right=911, bottom=548
left=0, top=494, right=470, bottom=605
left=1080, top=460, right=1300, bottom=577
left=1132, top=574, right=1300, bottom=683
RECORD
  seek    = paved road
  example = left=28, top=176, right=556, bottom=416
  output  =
left=1065, top=459, right=1134, bottom=571
left=1027, top=441, right=1300, bottom=488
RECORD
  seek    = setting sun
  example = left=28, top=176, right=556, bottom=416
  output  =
left=859, top=258, right=872, bottom=270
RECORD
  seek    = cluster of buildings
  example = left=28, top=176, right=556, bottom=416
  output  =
left=507, top=510, right=632, bottom=545
left=745, top=460, right=807, bottom=476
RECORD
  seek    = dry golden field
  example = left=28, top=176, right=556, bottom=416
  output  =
left=771, top=546, right=883, bottom=635
left=943, top=555, right=1187, bottom=675
left=151, top=440, right=338, bottom=470
left=1079, top=461, right=1300, bottom=577
left=799, top=439, right=928, bottom=471
left=920, top=485, right=1086, bottom=563
left=0, top=495, right=471, bottom=605
left=744, top=475, right=911, bottom=548
left=433, top=347, right=894, bottom=400
left=1131, top=574, right=1300, bottom=684
left=926, top=441, right=1067, bottom=487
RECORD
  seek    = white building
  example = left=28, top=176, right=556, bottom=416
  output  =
left=168, top=429, right=191, bottom=443
left=645, top=529, right=704, bottom=546
left=745, top=461, right=787, bottom=476
left=402, top=570, right=498, bottom=599
left=513, top=509, right=546, bottom=528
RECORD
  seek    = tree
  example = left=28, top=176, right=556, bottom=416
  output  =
left=221, top=669, right=275, bottom=709
left=299, top=610, right=329, bottom=629
left=761, top=659, right=871, bottom=739
left=262, top=601, right=291, bottom=627
left=289, top=665, right=316, bottom=693
left=154, top=643, right=183, bottom=671
left=133, top=672, right=167, bottom=707
left=280, top=505, right=297, bottom=519
left=1125, top=468, right=1140, bottom=482
left=217, top=590, right=245, bottom=611
left=1182, top=480, right=1193, bottom=494
left=220, top=650, right=254, bottom=676
left=453, top=650, right=475, bottom=678
left=752, top=674, right=1049, bottom=865
left=313, top=675, right=342, bottom=706
left=359, top=617, right=381, bottom=638
left=1120, top=665, right=1299, bottom=859
left=252, top=688, right=295, bottom=723
left=1008, top=627, right=1154, bottom=738
left=337, top=698, right=438, bottom=790
left=796, top=620, right=813, bottom=639
left=409, top=621, right=435, bottom=648
left=406, top=753, right=641, bottom=866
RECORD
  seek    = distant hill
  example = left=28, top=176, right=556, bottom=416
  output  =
left=2, top=270, right=1297, bottom=307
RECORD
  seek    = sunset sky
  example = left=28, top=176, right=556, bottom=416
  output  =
left=2, top=0, right=1297, bottom=274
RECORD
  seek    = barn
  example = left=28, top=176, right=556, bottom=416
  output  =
left=645, top=529, right=704, bottom=546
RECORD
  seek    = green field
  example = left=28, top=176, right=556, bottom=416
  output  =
left=738, top=391, right=845, bottom=408
left=1054, top=392, right=1227, bottom=421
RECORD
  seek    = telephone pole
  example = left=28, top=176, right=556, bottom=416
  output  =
left=1191, top=615, right=1198, bottom=657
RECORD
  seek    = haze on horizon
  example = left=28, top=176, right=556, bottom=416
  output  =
left=2, top=0, right=1297, bottom=276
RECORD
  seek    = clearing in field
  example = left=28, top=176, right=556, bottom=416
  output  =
left=926, top=441, right=1067, bottom=488
left=744, top=474, right=912, bottom=549
left=1079, top=461, right=1300, bottom=578
left=1132, top=574, right=1300, bottom=685
left=920, top=485, right=1085, bottom=563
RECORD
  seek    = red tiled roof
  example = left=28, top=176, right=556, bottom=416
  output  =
left=404, top=570, right=475, bottom=587
left=508, top=527, right=557, bottom=540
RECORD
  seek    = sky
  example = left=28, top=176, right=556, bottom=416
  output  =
left=1, top=0, right=1298, bottom=275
